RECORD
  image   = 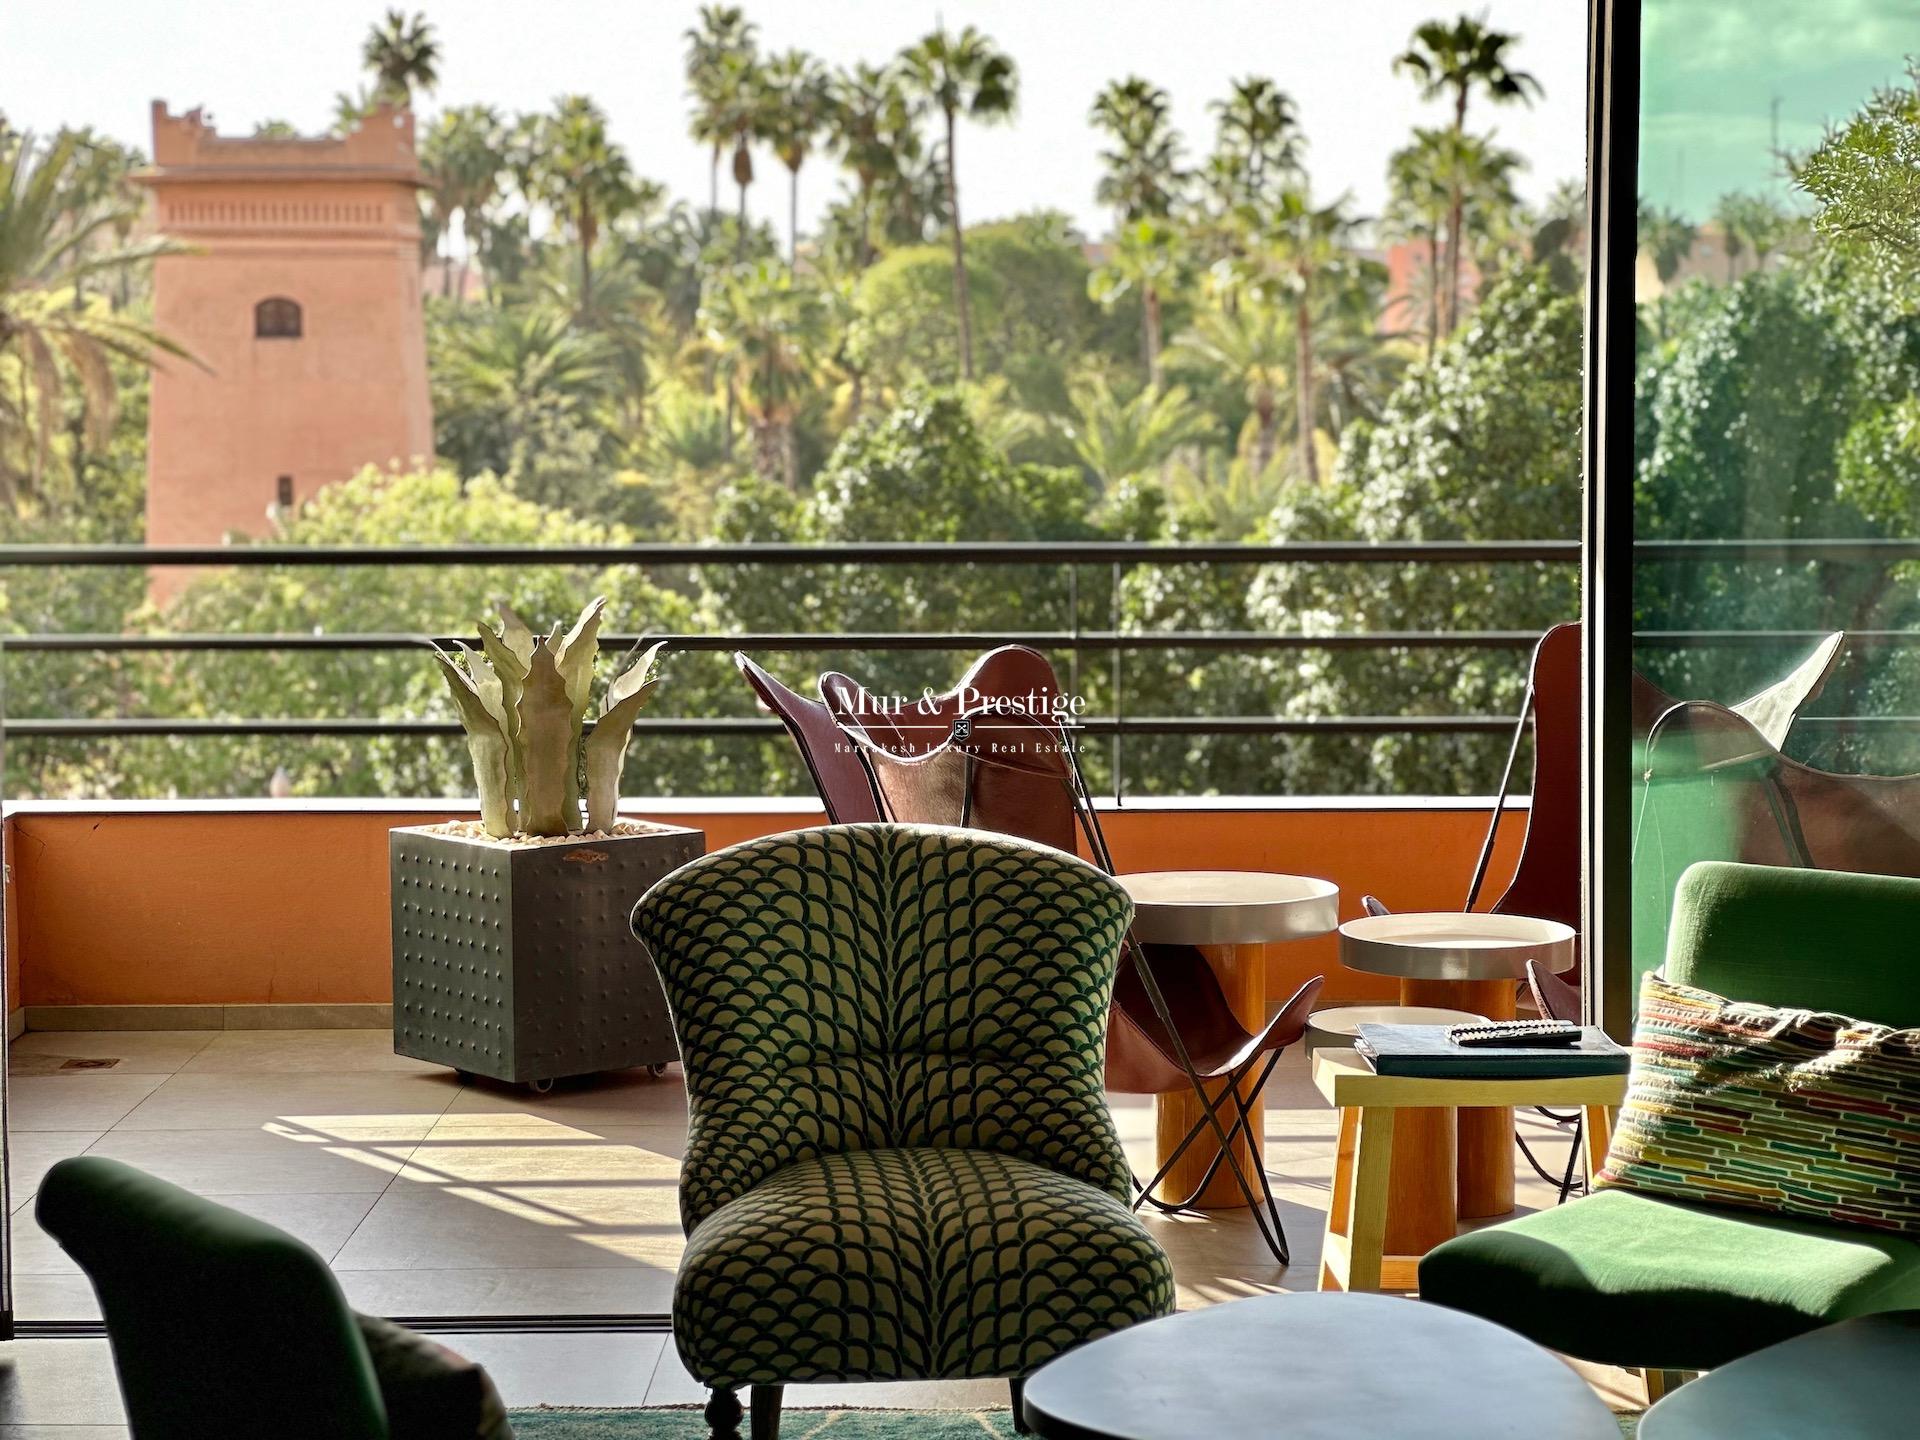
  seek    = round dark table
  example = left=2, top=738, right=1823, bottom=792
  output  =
left=1021, top=1292, right=1620, bottom=1440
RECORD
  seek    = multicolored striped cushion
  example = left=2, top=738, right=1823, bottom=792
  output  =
left=1598, top=969, right=1920, bottom=1236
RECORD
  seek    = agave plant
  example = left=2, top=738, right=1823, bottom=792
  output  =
left=432, top=597, right=664, bottom=838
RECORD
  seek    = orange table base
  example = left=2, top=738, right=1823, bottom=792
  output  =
left=1399, top=976, right=1520, bottom=1223
left=1153, top=941, right=1268, bottom=1209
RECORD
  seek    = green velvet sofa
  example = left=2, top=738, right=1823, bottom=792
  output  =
left=1420, top=861, right=1920, bottom=1373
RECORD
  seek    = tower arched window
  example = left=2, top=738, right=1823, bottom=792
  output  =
left=254, top=297, right=303, bottom=339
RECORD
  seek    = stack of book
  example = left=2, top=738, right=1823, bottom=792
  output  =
left=1355, top=1023, right=1631, bottom=1078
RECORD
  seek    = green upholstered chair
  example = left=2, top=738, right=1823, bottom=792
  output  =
left=1420, top=861, right=1920, bottom=1374
left=631, top=824, right=1176, bottom=1440
left=38, top=1155, right=392, bottom=1439
left=37, top=1156, right=511, bottom=1440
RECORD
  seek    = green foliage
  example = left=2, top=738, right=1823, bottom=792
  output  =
left=107, top=466, right=698, bottom=801
left=1633, top=254, right=1920, bottom=762
left=1800, top=66, right=1920, bottom=270
left=853, top=216, right=1106, bottom=410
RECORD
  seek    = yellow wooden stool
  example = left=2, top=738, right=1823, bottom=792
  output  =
left=1311, top=1048, right=1626, bottom=1294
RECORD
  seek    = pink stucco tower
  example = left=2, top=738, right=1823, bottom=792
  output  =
left=138, top=102, right=433, bottom=598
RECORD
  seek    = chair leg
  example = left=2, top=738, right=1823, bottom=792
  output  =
left=1009, top=1377, right=1030, bottom=1435
left=1222, top=1055, right=1291, bottom=1263
left=1132, top=1050, right=1293, bottom=1264
left=750, top=1384, right=783, bottom=1440
left=705, top=1386, right=743, bottom=1440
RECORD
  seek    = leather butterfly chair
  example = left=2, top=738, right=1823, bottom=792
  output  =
left=819, top=644, right=1068, bottom=762
left=733, top=653, right=880, bottom=823
left=834, top=698, right=1321, bottom=1264
left=1634, top=695, right=1920, bottom=970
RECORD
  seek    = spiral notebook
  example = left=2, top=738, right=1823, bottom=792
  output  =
left=1354, top=1023, right=1631, bottom=1078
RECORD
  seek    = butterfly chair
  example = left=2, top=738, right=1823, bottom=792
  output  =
left=632, top=825, right=1175, bottom=1440
left=834, top=698, right=1321, bottom=1265
left=1368, top=626, right=1844, bottom=1198
left=733, top=653, right=880, bottom=823
left=1634, top=695, right=1920, bottom=982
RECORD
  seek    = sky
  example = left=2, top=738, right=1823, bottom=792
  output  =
left=1639, top=0, right=1920, bottom=218
left=2, top=0, right=1590, bottom=250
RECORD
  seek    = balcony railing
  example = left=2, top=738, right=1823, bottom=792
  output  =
left=3, top=536, right=1910, bottom=796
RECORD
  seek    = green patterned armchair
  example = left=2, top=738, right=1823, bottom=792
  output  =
left=631, top=824, right=1175, bottom=1440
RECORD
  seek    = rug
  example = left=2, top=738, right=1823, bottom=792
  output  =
left=508, top=1410, right=1021, bottom=1438
left=508, top=1408, right=1639, bottom=1437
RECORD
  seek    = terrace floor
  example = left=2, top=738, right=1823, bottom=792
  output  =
left=3, top=1028, right=1633, bottom=1430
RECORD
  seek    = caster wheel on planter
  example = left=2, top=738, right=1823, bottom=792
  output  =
left=527, top=1077, right=555, bottom=1095
left=649, top=1063, right=670, bottom=1079
left=454, top=1070, right=475, bottom=1085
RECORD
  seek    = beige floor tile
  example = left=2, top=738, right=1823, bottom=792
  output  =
left=0, top=1429, right=129, bottom=1439
left=110, top=1072, right=458, bottom=1133
left=444, top=1331, right=666, bottom=1408
left=439, top=1070, right=689, bottom=1127
left=6, top=1132, right=103, bottom=1209
left=9, top=1031, right=214, bottom=1076
left=9, top=1076, right=166, bottom=1133
left=178, top=1029, right=441, bottom=1075
left=13, top=1191, right=380, bottom=1275
left=0, top=1339, right=124, bottom=1426
left=78, top=1125, right=420, bottom=1195
left=397, top=1123, right=687, bottom=1187
left=11, top=1273, right=103, bottom=1323
left=339, top=1265, right=676, bottom=1318
left=331, top=1178, right=684, bottom=1272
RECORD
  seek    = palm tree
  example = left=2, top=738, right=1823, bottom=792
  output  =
left=1639, top=203, right=1698, bottom=289
left=1060, top=375, right=1214, bottom=492
left=1090, top=77, right=1185, bottom=227
left=420, top=105, right=504, bottom=300
left=1206, top=77, right=1302, bottom=212
left=684, top=5, right=757, bottom=215
left=431, top=306, right=619, bottom=478
left=709, top=49, right=776, bottom=260
left=0, top=132, right=191, bottom=509
left=827, top=62, right=918, bottom=270
left=900, top=24, right=1019, bottom=380
left=1170, top=301, right=1291, bottom=479
left=362, top=9, right=440, bottom=107
left=699, top=260, right=830, bottom=488
left=527, top=97, right=636, bottom=318
left=1394, top=14, right=1541, bottom=333
left=1233, top=190, right=1362, bottom=485
left=1712, top=193, right=1747, bottom=281
left=1715, top=191, right=1789, bottom=277
left=1088, top=217, right=1184, bottom=389
left=763, top=49, right=830, bottom=266
left=1386, top=129, right=1452, bottom=355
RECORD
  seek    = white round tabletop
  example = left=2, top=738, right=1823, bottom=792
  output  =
left=1338, top=911, right=1577, bottom=982
left=1118, top=870, right=1340, bottom=947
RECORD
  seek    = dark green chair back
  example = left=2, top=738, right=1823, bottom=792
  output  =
left=632, top=823, right=1136, bottom=1232
left=1667, top=861, right=1920, bottom=1027
left=37, top=1156, right=389, bottom=1440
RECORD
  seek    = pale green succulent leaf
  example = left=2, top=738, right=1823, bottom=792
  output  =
left=516, top=638, right=580, bottom=836
left=603, top=642, right=667, bottom=715
left=432, top=649, right=513, bottom=838
left=584, top=667, right=661, bottom=832
left=555, top=596, right=607, bottom=714
left=494, top=602, right=536, bottom=668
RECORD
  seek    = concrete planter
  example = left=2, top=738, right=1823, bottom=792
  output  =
left=389, top=822, right=703, bottom=1089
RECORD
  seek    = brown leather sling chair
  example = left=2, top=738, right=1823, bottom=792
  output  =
left=821, top=660, right=1321, bottom=1264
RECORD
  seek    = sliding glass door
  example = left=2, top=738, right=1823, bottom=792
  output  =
left=1616, top=0, right=1920, bottom=1011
